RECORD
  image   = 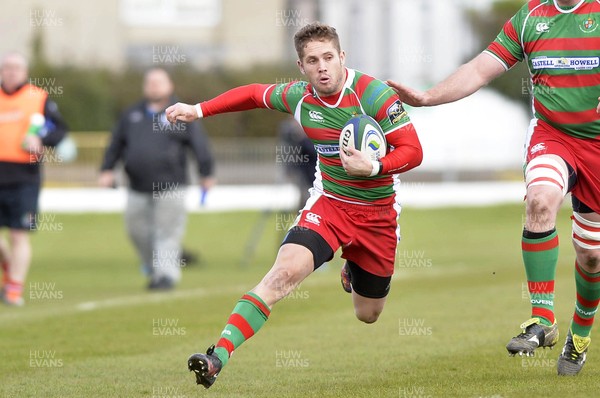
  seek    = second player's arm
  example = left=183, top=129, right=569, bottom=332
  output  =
left=387, top=53, right=507, bottom=107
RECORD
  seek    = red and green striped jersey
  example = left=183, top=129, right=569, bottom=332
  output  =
left=485, top=0, right=600, bottom=139
left=264, top=68, right=414, bottom=205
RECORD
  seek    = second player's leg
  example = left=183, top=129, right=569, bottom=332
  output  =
left=507, top=154, right=569, bottom=356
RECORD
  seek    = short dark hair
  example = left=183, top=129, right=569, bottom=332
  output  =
left=294, top=22, right=341, bottom=59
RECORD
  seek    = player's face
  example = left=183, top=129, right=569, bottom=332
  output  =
left=143, top=69, right=173, bottom=103
left=297, top=39, right=346, bottom=97
left=0, top=54, right=28, bottom=92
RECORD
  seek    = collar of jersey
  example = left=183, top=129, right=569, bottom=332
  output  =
left=553, top=0, right=586, bottom=13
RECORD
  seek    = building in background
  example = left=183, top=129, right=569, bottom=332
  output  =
left=1, top=0, right=493, bottom=80
left=2, top=0, right=529, bottom=180
left=0, top=0, right=289, bottom=71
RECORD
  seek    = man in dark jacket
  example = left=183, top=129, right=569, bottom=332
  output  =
left=99, top=67, right=214, bottom=290
left=0, top=52, right=67, bottom=306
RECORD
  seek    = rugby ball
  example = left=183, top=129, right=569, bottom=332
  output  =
left=339, top=114, right=386, bottom=160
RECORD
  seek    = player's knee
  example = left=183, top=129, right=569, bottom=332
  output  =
left=525, top=190, right=561, bottom=232
left=355, top=308, right=382, bottom=324
left=575, top=250, right=600, bottom=273
left=526, top=189, right=561, bottom=215
left=524, top=157, right=567, bottom=225
left=583, top=254, right=600, bottom=272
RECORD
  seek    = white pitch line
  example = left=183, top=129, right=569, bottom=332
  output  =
left=0, top=266, right=470, bottom=324
left=76, top=287, right=210, bottom=311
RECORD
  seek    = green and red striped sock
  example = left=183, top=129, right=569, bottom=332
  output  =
left=522, top=228, right=559, bottom=326
left=213, top=292, right=271, bottom=366
left=570, top=261, right=600, bottom=338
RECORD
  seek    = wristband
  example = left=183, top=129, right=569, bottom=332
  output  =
left=369, top=160, right=382, bottom=177
left=194, top=103, right=203, bottom=118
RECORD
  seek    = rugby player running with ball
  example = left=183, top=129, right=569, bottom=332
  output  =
left=167, top=22, right=423, bottom=388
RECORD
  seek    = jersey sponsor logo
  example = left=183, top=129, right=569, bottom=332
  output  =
left=305, top=212, right=321, bottom=226
left=386, top=100, right=406, bottom=124
left=314, top=143, right=340, bottom=155
left=308, top=110, right=324, bottom=122
left=530, top=142, right=546, bottom=155
left=535, top=22, right=550, bottom=34
left=531, top=56, right=600, bottom=71
left=580, top=17, right=598, bottom=33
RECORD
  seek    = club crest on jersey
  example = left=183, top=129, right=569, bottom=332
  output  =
left=580, top=17, right=598, bottom=33
left=386, top=100, right=407, bottom=124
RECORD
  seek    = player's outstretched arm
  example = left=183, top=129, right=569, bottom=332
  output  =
left=166, top=84, right=275, bottom=124
left=387, top=52, right=506, bottom=107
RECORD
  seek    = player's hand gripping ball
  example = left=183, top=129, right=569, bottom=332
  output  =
left=339, top=114, right=387, bottom=160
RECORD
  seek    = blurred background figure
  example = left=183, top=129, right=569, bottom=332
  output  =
left=0, top=51, right=67, bottom=306
left=278, top=115, right=317, bottom=208
left=98, top=67, right=214, bottom=291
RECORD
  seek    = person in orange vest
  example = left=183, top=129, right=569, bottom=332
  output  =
left=0, top=52, right=67, bottom=306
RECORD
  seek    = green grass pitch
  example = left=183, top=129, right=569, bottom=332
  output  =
left=0, top=205, right=596, bottom=397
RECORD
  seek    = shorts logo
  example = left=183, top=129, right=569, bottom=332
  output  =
left=305, top=212, right=321, bottom=226
left=530, top=142, right=546, bottom=155
left=386, top=100, right=407, bottom=124
left=309, top=110, right=324, bottom=123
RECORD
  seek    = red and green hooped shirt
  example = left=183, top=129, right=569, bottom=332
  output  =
left=485, top=0, right=600, bottom=140
left=200, top=68, right=422, bottom=205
